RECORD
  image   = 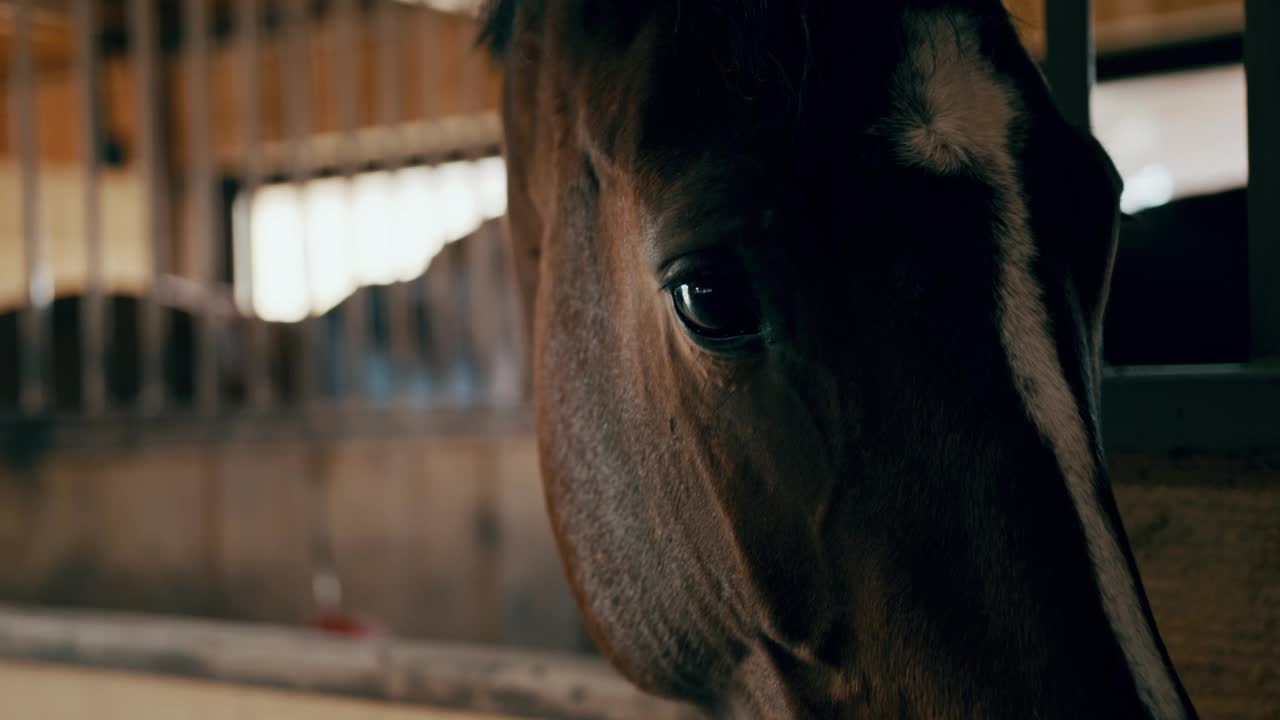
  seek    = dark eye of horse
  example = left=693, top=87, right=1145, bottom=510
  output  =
left=670, top=277, right=762, bottom=342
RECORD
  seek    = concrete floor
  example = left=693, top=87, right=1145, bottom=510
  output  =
left=0, top=661, right=508, bottom=720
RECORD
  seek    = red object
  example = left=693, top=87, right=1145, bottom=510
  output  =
left=305, top=610, right=385, bottom=638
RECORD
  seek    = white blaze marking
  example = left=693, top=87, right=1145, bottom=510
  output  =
left=891, top=13, right=1184, bottom=718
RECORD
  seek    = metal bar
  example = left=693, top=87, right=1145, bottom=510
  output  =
left=236, top=0, right=274, bottom=409
left=1246, top=0, right=1280, bottom=360
left=284, top=0, right=319, bottom=406
left=377, top=0, right=415, bottom=391
left=418, top=7, right=454, bottom=404
left=75, top=0, right=109, bottom=415
left=414, top=7, right=434, bottom=401
left=335, top=0, right=369, bottom=402
left=465, top=220, right=500, bottom=407
left=1103, top=364, right=1280, bottom=451
left=453, top=32, right=494, bottom=407
left=12, top=0, right=50, bottom=414
left=185, top=0, right=220, bottom=414
left=128, top=0, right=169, bottom=413
left=1044, top=0, right=1094, bottom=129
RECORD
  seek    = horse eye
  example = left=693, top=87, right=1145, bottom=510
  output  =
left=671, top=278, right=762, bottom=341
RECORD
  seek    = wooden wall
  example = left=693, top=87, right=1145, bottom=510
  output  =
left=1003, top=0, right=1243, bottom=54
left=0, top=4, right=502, bottom=313
left=0, top=662, right=505, bottom=720
left=1111, top=451, right=1280, bottom=719
left=0, top=4, right=502, bottom=168
left=0, top=435, right=1277, bottom=718
left=0, top=425, right=588, bottom=653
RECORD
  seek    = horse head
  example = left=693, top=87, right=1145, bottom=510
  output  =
left=482, top=2, right=1197, bottom=716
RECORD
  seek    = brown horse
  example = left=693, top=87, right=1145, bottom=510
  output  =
left=481, top=2, right=1197, bottom=717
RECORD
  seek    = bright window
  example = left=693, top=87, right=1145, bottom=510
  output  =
left=233, top=156, right=507, bottom=323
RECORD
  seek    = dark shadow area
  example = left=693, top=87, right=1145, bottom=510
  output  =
left=1105, top=187, right=1248, bottom=366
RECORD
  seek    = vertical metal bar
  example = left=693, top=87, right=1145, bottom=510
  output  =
left=454, top=28, right=489, bottom=407
left=418, top=8, right=456, bottom=403
left=424, top=240, right=461, bottom=403
left=1247, top=0, right=1280, bottom=360
left=465, top=219, right=499, bottom=407
left=335, top=0, right=368, bottom=402
left=237, top=0, right=274, bottom=409
left=377, top=0, right=414, bottom=391
left=1044, top=0, right=1094, bottom=129
left=419, top=5, right=445, bottom=399
left=128, top=0, right=169, bottom=413
left=284, top=0, right=319, bottom=406
left=12, top=0, right=50, bottom=414
left=76, top=0, right=109, bottom=415
left=186, top=0, right=220, bottom=413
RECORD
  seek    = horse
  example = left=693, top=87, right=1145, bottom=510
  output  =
left=479, top=2, right=1198, bottom=717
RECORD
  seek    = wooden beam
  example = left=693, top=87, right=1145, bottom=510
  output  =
left=1, top=662, right=504, bottom=720
left=0, top=605, right=699, bottom=720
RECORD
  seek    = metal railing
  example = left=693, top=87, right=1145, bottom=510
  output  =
left=1043, top=2, right=1275, bottom=362
left=3, top=1, right=1275, bottom=446
left=1, top=0, right=523, bottom=426
left=1039, top=0, right=1280, bottom=452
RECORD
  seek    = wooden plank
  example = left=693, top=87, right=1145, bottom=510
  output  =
left=1246, top=0, right=1280, bottom=359
left=213, top=442, right=313, bottom=623
left=325, top=437, right=496, bottom=643
left=0, top=661, right=508, bottom=720
left=495, top=435, right=589, bottom=651
left=1111, top=454, right=1280, bottom=720
left=0, top=606, right=700, bottom=720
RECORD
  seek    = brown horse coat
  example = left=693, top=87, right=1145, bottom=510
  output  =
left=482, top=2, right=1198, bottom=717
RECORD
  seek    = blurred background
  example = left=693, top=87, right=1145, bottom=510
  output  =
left=0, top=0, right=1276, bottom=718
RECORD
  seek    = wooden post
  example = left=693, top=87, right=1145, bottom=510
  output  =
left=1247, top=0, right=1280, bottom=359
left=1044, top=0, right=1094, bottom=130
